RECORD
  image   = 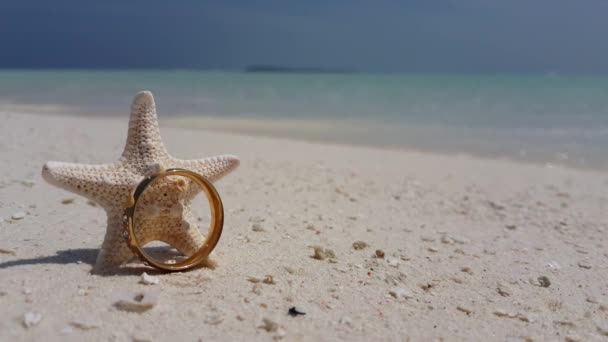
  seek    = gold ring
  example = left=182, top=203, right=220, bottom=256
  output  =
left=123, top=168, right=224, bottom=271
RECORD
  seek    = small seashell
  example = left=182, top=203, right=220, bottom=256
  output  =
left=23, top=312, right=42, bottom=328
left=11, top=212, right=26, bottom=220
left=139, top=272, right=159, bottom=285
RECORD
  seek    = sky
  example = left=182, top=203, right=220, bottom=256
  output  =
left=1, top=0, right=607, bottom=74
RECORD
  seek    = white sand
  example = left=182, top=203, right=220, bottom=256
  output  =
left=0, top=112, right=607, bottom=341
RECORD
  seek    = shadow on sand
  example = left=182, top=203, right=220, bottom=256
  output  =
left=0, top=247, right=211, bottom=276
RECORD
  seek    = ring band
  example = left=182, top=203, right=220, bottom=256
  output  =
left=123, top=168, right=224, bottom=271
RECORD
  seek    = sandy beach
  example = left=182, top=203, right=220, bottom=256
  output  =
left=0, top=111, right=607, bottom=341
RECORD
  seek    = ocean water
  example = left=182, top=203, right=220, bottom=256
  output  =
left=1, top=70, right=607, bottom=169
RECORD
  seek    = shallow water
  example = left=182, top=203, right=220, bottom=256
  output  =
left=1, top=70, right=607, bottom=169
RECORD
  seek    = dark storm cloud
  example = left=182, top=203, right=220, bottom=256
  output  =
left=0, top=0, right=607, bottom=73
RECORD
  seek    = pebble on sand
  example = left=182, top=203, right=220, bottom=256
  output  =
left=69, top=320, right=101, bottom=330
left=262, top=275, right=275, bottom=285
left=0, top=248, right=16, bottom=255
left=375, top=250, right=385, bottom=258
left=61, top=198, right=75, bottom=205
left=259, top=318, right=279, bottom=332
left=11, top=212, right=26, bottom=220
left=352, top=241, right=368, bottom=250
left=440, top=235, right=454, bottom=244
left=139, top=272, right=159, bottom=285
left=288, top=307, right=306, bottom=317
left=493, top=309, right=514, bottom=318
left=578, top=261, right=592, bottom=269
left=388, top=287, right=413, bottom=301
left=339, top=316, right=353, bottom=326
left=537, top=276, right=551, bottom=288
left=23, top=312, right=42, bottom=328
left=311, top=246, right=336, bottom=261
left=493, top=309, right=532, bottom=322
left=547, top=260, right=561, bottom=271
left=114, top=290, right=159, bottom=313
left=456, top=305, right=473, bottom=315
left=132, top=335, right=152, bottom=342
left=497, top=284, right=512, bottom=297
left=386, top=258, right=400, bottom=267
left=20, top=180, right=36, bottom=187
left=252, top=284, right=263, bottom=295
left=461, top=267, right=473, bottom=275
left=283, top=266, right=297, bottom=274
left=252, top=223, right=265, bottom=232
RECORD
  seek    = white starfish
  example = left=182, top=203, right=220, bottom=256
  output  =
left=42, top=91, right=239, bottom=273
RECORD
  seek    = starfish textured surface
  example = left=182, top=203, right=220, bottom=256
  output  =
left=41, top=91, right=239, bottom=273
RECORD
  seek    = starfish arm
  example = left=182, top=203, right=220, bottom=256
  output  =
left=148, top=220, right=205, bottom=256
left=93, top=209, right=136, bottom=274
left=173, top=155, right=240, bottom=182
left=120, top=91, right=169, bottom=161
left=42, top=161, right=133, bottom=206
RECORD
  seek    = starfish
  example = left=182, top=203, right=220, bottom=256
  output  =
left=42, top=91, right=239, bottom=274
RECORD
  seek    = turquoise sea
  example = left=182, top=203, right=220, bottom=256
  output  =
left=1, top=70, right=607, bottom=169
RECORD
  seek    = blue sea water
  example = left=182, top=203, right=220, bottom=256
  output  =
left=0, top=70, right=607, bottom=169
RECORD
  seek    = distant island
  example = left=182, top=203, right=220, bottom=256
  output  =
left=244, top=65, right=355, bottom=74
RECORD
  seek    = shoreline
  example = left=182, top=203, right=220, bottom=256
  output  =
left=3, top=108, right=606, bottom=172
left=166, top=116, right=607, bottom=172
